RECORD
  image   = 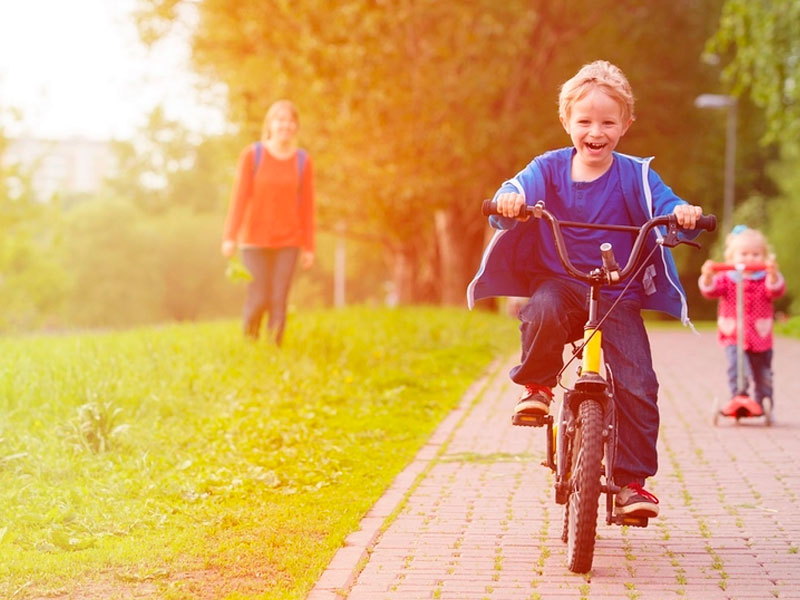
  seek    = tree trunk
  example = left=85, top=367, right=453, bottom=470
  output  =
left=434, top=204, right=492, bottom=308
left=392, top=248, right=415, bottom=305
left=434, top=209, right=464, bottom=306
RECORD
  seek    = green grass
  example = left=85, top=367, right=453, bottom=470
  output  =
left=776, top=315, right=800, bottom=338
left=0, top=306, right=517, bottom=599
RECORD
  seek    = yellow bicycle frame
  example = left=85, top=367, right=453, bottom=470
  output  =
left=581, top=328, right=602, bottom=375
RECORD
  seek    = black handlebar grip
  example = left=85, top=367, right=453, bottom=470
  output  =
left=481, top=199, right=498, bottom=216
left=697, top=214, right=716, bottom=232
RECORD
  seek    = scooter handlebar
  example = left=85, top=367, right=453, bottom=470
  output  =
left=710, top=262, right=768, bottom=272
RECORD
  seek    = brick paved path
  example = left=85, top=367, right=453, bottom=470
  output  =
left=309, top=330, right=800, bottom=599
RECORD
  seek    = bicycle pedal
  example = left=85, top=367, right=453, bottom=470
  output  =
left=613, top=514, right=649, bottom=528
left=512, top=413, right=548, bottom=427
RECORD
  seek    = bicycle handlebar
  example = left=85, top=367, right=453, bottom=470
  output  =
left=482, top=199, right=717, bottom=285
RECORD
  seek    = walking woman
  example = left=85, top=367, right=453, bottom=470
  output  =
left=221, top=99, right=315, bottom=345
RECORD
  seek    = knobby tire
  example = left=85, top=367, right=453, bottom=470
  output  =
left=566, top=399, right=604, bottom=573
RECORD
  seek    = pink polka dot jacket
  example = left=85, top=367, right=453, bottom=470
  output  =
left=699, top=271, right=786, bottom=352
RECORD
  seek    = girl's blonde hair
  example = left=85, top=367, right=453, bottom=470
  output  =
left=261, top=99, right=299, bottom=140
left=558, top=60, right=635, bottom=124
left=724, top=225, right=771, bottom=262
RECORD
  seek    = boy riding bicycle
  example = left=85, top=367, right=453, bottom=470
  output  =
left=467, top=60, right=706, bottom=519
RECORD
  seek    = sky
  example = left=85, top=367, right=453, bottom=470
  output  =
left=0, top=0, right=227, bottom=140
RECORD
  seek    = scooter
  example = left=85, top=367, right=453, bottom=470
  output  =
left=710, top=262, right=773, bottom=426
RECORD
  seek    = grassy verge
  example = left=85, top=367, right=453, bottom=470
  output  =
left=0, top=306, right=516, bottom=599
left=776, top=315, right=800, bottom=338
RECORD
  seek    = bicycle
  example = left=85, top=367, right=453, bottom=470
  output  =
left=482, top=199, right=716, bottom=573
left=707, top=262, right=774, bottom=427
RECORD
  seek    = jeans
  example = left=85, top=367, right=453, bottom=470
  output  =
left=510, top=277, right=660, bottom=487
left=724, top=345, right=773, bottom=406
left=241, top=246, right=299, bottom=345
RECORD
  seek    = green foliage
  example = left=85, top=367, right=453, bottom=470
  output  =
left=1, top=100, right=381, bottom=332
left=776, top=315, right=800, bottom=339
left=0, top=306, right=517, bottom=599
left=105, top=107, right=239, bottom=215
left=148, top=209, right=242, bottom=320
left=4, top=2, right=790, bottom=329
left=224, top=254, right=252, bottom=283
left=709, top=0, right=800, bottom=145
left=58, top=197, right=162, bottom=327
left=62, top=401, right=130, bottom=454
left=136, top=0, right=727, bottom=302
left=763, top=145, right=800, bottom=314
left=699, top=0, right=800, bottom=316
left=0, top=119, right=69, bottom=331
left=57, top=198, right=241, bottom=328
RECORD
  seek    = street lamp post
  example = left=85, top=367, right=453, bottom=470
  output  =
left=695, top=93, right=738, bottom=233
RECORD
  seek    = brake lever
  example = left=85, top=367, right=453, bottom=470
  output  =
left=660, top=221, right=701, bottom=249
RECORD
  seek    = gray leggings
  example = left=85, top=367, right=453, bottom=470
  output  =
left=241, top=246, right=299, bottom=345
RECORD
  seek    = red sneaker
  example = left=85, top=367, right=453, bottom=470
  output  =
left=514, top=384, right=553, bottom=417
left=615, top=483, right=659, bottom=518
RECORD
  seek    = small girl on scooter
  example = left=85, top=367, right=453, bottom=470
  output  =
left=699, top=225, right=786, bottom=416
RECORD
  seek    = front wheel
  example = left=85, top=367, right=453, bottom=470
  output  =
left=566, top=399, right=604, bottom=573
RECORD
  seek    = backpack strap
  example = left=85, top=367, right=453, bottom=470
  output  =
left=253, top=142, right=307, bottom=209
left=252, top=141, right=263, bottom=174
left=296, top=148, right=307, bottom=209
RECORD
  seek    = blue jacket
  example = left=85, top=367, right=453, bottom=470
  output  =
left=467, top=148, right=695, bottom=325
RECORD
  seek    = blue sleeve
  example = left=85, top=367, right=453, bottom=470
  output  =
left=649, top=169, right=684, bottom=216
left=649, top=168, right=701, bottom=240
left=488, top=156, right=548, bottom=230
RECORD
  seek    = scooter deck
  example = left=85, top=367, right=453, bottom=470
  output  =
left=720, top=394, right=764, bottom=418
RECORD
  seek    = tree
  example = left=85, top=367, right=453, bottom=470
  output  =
left=105, top=107, right=240, bottom=215
left=136, top=0, right=725, bottom=306
left=763, top=146, right=800, bottom=314
left=57, top=108, right=248, bottom=329
left=0, top=120, right=68, bottom=331
left=57, top=198, right=243, bottom=328
left=702, top=0, right=800, bottom=315
left=708, top=0, right=800, bottom=145
left=58, top=198, right=164, bottom=328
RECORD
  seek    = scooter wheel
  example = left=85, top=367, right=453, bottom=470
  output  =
left=711, top=397, right=720, bottom=426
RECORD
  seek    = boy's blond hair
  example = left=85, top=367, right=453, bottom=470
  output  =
left=261, top=99, right=299, bottom=140
left=724, top=226, right=771, bottom=263
left=558, top=60, right=635, bottom=124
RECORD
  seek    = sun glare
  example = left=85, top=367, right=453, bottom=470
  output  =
left=0, top=0, right=224, bottom=140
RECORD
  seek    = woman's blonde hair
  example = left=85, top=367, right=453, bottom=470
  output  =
left=558, top=60, right=635, bottom=124
left=724, top=225, right=771, bottom=262
left=261, top=99, right=299, bottom=140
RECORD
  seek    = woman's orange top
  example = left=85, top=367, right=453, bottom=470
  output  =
left=223, top=144, right=315, bottom=252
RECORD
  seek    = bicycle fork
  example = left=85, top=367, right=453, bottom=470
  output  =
left=543, top=282, right=649, bottom=528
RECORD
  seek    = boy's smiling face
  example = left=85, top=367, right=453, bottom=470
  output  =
left=561, top=87, right=632, bottom=180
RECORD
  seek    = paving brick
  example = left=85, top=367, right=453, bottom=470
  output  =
left=309, top=331, right=800, bottom=598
